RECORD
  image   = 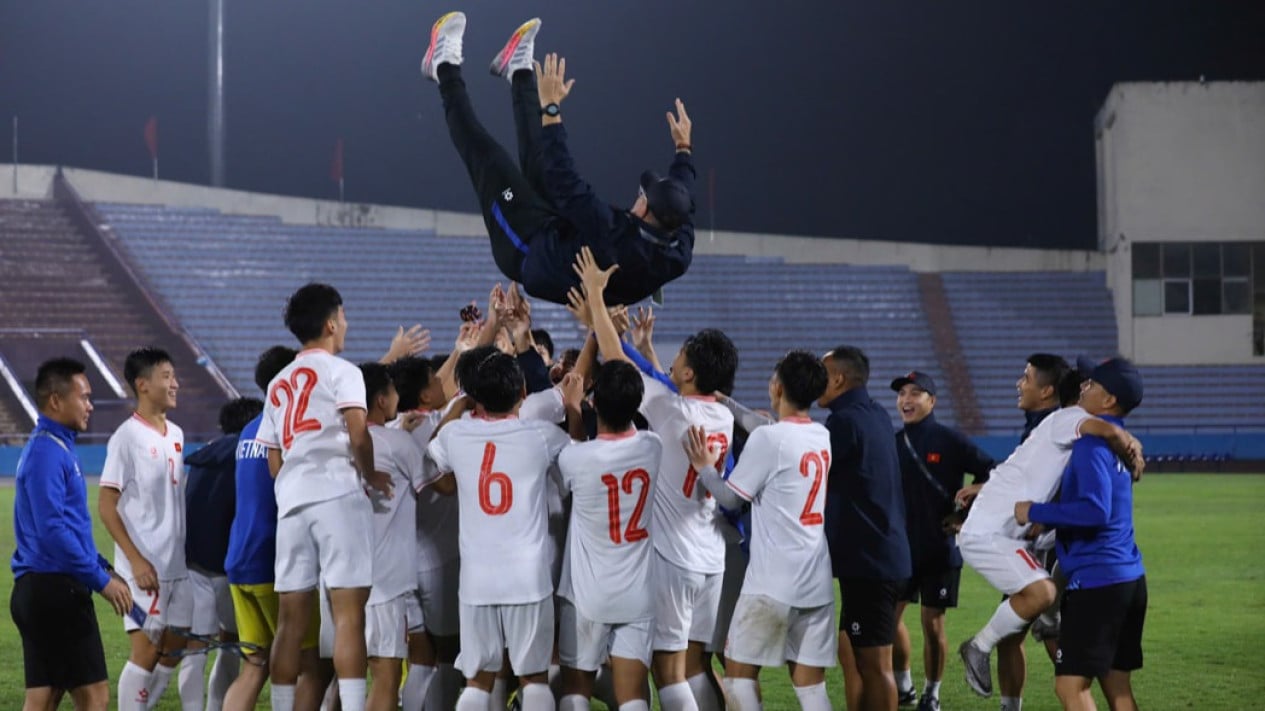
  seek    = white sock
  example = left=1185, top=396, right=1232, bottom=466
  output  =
left=722, top=677, right=761, bottom=711
left=792, top=682, right=831, bottom=711
left=1001, top=697, right=1024, bottom=711
left=119, top=661, right=154, bottom=711
left=687, top=673, right=721, bottom=711
left=337, top=678, right=366, bottom=711
left=974, top=599, right=1029, bottom=651
left=455, top=687, right=489, bottom=711
left=402, top=664, right=437, bottom=711
left=559, top=693, right=589, bottom=711
left=895, top=668, right=913, bottom=693
left=519, top=683, right=554, bottom=711
left=489, top=677, right=508, bottom=709
left=619, top=701, right=651, bottom=711
left=207, top=648, right=239, bottom=711
left=658, top=681, right=700, bottom=711
left=177, top=654, right=207, bottom=711
left=271, top=683, right=295, bottom=711
left=924, top=679, right=941, bottom=700
left=147, top=663, right=176, bottom=710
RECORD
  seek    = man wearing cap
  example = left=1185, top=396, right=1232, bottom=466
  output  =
left=421, top=12, right=696, bottom=305
left=889, top=371, right=995, bottom=711
left=1014, top=358, right=1147, bottom=711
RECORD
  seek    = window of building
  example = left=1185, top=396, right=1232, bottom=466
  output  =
left=1133, top=241, right=1258, bottom=317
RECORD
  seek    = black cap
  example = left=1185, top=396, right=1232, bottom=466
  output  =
left=890, top=370, right=937, bottom=396
left=639, top=170, right=692, bottom=230
left=1078, top=356, right=1144, bottom=414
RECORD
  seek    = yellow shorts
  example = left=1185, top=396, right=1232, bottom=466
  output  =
left=230, top=582, right=320, bottom=651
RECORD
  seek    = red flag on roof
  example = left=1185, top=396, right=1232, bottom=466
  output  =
left=330, top=137, right=344, bottom=183
left=144, top=116, right=158, bottom=160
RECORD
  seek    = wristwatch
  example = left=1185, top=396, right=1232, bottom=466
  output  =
left=542, top=103, right=561, bottom=117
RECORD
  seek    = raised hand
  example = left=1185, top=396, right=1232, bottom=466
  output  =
left=631, top=306, right=655, bottom=350
left=610, top=306, right=630, bottom=336
left=560, top=372, right=586, bottom=413
left=384, top=324, right=431, bottom=363
left=571, top=246, right=619, bottom=297
left=566, top=287, right=593, bottom=330
left=455, top=321, right=480, bottom=353
left=536, top=53, right=575, bottom=107
left=667, top=98, right=692, bottom=149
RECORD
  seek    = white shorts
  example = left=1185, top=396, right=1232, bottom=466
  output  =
left=958, top=533, right=1051, bottom=596
left=275, top=492, right=374, bottom=593
left=651, top=551, right=722, bottom=652
left=558, top=598, right=652, bottom=671
left=456, top=598, right=554, bottom=679
left=405, top=593, right=426, bottom=635
left=121, top=575, right=193, bottom=632
left=189, top=569, right=237, bottom=636
left=708, top=539, right=748, bottom=653
left=366, top=594, right=409, bottom=660
left=725, top=594, right=837, bottom=668
left=415, top=559, right=460, bottom=637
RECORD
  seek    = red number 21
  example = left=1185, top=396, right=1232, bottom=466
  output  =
left=798, top=450, right=830, bottom=526
left=600, top=469, right=651, bottom=544
left=683, top=433, right=730, bottom=499
left=269, top=367, right=321, bottom=449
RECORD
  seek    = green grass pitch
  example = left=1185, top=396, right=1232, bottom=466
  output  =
left=1, top=474, right=1262, bottom=709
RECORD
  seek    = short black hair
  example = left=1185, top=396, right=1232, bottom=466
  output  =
left=35, top=357, right=87, bottom=408
left=255, top=346, right=298, bottom=393
left=1057, top=369, right=1085, bottom=408
left=360, top=362, right=394, bottom=404
left=219, top=397, right=263, bottom=434
left=455, top=345, right=498, bottom=395
left=284, top=283, right=343, bottom=344
left=681, top=329, right=738, bottom=395
left=531, top=329, right=555, bottom=361
left=390, top=356, right=434, bottom=411
left=775, top=350, right=828, bottom=410
left=459, top=348, right=524, bottom=414
left=592, top=360, right=644, bottom=431
left=827, top=345, right=870, bottom=386
left=123, top=347, right=173, bottom=396
left=1027, top=353, right=1070, bottom=391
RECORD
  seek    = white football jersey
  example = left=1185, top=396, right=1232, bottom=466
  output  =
left=519, top=387, right=565, bottom=424
left=557, top=429, right=663, bottom=623
left=400, top=409, right=461, bottom=572
left=427, top=415, right=571, bottom=605
left=961, top=406, right=1089, bottom=540
left=726, top=418, right=834, bottom=608
left=100, top=414, right=187, bottom=580
left=640, top=374, right=734, bottom=574
left=367, top=425, right=427, bottom=604
left=257, top=349, right=366, bottom=518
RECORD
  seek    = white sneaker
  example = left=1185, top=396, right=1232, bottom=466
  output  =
left=421, top=11, right=466, bottom=82
left=489, top=18, right=541, bottom=81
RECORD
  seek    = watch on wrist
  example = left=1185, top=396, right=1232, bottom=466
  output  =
left=542, top=103, right=561, bottom=117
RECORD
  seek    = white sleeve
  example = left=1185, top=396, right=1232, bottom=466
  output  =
left=99, top=430, right=130, bottom=491
left=334, top=360, right=367, bottom=412
left=256, top=402, right=280, bottom=449
left=724, top=427, right=776, bottom=501
left=399, top=435, right=431, bottom=490
left=638, top=372, right=676, bottom=425
left=426, top=428, right=453, bottom=475
left=520, top=388, right=565, bottom=424
left=1049, top=407, right=1088, bottom=449
left=555, top=447, right=576, bottom=495
left=539, top=423, right=573, bottom=463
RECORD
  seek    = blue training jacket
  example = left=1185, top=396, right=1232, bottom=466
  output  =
left=11, top=415, right=112, bottom=591
left=223, top=415, right=277, bottom=584
left=1028, top=414, right=1145, bottom=590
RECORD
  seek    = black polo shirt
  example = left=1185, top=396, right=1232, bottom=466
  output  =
left=823, top=387, right=912, bottom=581
left=896, top=412, right=996, bottom=573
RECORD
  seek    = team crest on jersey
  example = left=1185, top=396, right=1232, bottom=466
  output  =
left=174, top=442, right=182, bottom=453
left=149, top=446, right=158, bottom=459
left=927, top=452, right=941, bottom=464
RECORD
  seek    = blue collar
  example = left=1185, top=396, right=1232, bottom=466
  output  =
left=34, top=414, right=78, bottom=445
left=904, top=411, right=937, bottom=433
left=825, top=386, right=871, bottom=414
left=1096, top=413, right=1125, bottom=427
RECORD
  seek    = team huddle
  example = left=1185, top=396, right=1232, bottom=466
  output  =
left=11, top=11, right=1151, bottom=711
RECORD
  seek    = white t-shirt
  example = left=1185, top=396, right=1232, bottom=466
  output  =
left=257, top=349, right=367, bottom=518
left=557, top=430, right=663, bottom=623
left=100, top=414, right=187, bottom=581
left=427, top=416, right=571, bottom=605
left=396, top=409, right=461, bottom=572
left=519, top=387, right=565, bottom=425
left=367, top=425, right=428, bottom=604
left=961, top=406, right=1090, bottom=540
left=725, top=418, right=834, bottom=608
left=640, top=374, right=734, bottom=574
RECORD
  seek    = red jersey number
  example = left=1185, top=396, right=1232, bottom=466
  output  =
left=477, top=443, right=513, bottom=515
left=683, top=433, right=730, bottom=499
left=798, top=449, right=830, bottom=526
left=601, top=468, right=652, bottom=544
left=268, top=367, right=322, bottom=449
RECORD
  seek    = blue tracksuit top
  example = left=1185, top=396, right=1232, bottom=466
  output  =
left=11, top=415, right=112, bottom=591
left=1028, top=415, right=1145, bottom=590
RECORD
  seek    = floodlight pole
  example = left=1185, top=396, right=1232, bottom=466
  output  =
left=208, top=0, right=226, bottom=187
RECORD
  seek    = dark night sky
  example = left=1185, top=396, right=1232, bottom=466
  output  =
left=2, top=2, right=1262, bottom=249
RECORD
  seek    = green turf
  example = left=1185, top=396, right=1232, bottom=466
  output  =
left=2, top=474, right=1263, bottom=709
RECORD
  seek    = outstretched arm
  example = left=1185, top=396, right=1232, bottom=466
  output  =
left=572, top=247, right=627, bottom=364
